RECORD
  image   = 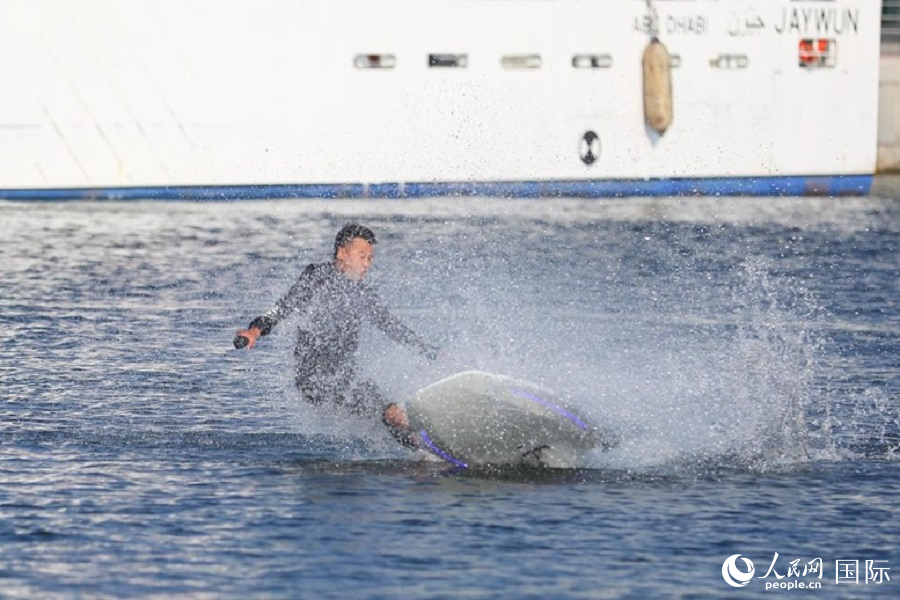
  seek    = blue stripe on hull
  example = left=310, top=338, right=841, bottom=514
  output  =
left=0, top=175, right=872, bottom=201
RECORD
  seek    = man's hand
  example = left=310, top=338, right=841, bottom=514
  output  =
left=234, top=327, right=260, bottom=349
left=382, top=403, right=419, bottom=450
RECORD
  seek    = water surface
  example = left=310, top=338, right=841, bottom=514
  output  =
left=1, top=184, right=898, bottom=597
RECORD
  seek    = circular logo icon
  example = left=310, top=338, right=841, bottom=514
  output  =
left=579, top=130, right=600, bottom=165
left=722, top=554, right=755, bottom=587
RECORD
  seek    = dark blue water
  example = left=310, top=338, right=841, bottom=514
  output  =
left=1, top=182, right=898, bottom=598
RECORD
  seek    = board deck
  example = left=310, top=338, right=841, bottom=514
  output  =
left=406, top=371, right=604, bottom=468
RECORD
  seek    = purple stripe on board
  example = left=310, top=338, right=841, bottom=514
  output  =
left=420, top=430, right=469, bottom=469
left=510, top=389, right=589, bottom=430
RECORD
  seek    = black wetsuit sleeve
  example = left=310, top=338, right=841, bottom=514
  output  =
left=247, top=263, right=318, bottom=336
left=367, top=289, right=433, bottom=355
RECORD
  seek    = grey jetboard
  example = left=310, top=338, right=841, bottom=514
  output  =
left=406, top=371, right=601, bottom=468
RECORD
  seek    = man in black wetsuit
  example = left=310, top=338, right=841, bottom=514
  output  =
left=234, top=224, right=435, bottom=446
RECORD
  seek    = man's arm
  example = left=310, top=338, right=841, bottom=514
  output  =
left=234, top=264, right=318, bottom=349
left=367, top=291, right=438, bottom=359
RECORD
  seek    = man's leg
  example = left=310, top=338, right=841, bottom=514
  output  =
left=345, top=378, right=419, bottom=450
left=294, top=344, right=340, bottom=406
left=295, top=362, right=346, bottom=408
left=295, top=355, right=418, bottom=450
left=343, top=378, right=384, bottom=417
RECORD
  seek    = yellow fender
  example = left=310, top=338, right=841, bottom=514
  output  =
left=642, top=37, right=673, bottom=135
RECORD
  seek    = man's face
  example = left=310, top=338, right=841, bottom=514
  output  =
left=335, top=237, right=374, bottom=280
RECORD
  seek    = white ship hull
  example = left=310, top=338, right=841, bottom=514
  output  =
left=0, top=0, right=883, bottom=199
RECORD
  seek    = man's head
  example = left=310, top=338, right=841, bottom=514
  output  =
left=334, top=224, right=376, bottom=280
